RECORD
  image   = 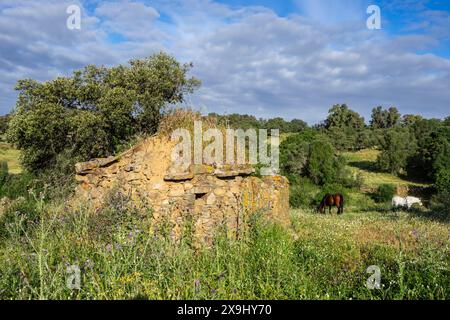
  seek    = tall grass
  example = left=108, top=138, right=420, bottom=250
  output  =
left=0, top=191, right=448, bottom=299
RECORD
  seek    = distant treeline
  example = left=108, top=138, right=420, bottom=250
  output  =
left=210, top=105, right=450, bottom=183
left=207, top=113, right=308, bottom=133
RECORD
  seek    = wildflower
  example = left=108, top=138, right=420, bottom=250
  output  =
left=412, top=229, right=419, bottom=238
left=106, top=244, right=113, bottom=252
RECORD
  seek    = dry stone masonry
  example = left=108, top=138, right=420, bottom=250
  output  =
left=74, top=136, right=289, bottom=244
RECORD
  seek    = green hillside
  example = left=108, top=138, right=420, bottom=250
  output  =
left=342, top=149, right=430, bottom=188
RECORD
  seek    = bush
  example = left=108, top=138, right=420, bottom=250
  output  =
left=0, top=196, right=40, bottom=240
left=323, top=104, right=366, bottom=151
left=279, top=131, right=315, bottom=180
left=374, top=184, right=396, bottom=203
left=0, top=115, right=9, bottom=135
left=406, top=119, right=449, bottom=181
left=0, top=161, right=8, bottom=189
left=338, top=168, right=364, bottom=189
left=435, top=168, right=450, bottom=193
left=289, top=177, right=321, bottom=208
left=430, top=190, right=450, bottom=220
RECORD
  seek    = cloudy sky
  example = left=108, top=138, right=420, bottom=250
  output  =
left=0, top=0, right=449, bottom=123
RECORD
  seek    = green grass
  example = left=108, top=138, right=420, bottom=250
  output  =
left=341, top=149, right=430, bottom=188
left=0, top=142, right=22, bottom=174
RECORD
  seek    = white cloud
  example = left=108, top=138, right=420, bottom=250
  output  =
left=95, top=0, right=161, bottom=40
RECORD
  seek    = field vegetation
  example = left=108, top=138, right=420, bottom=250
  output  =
left=0, top=53, right=448, bottom=300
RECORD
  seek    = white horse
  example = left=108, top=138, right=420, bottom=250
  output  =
left=392, top=196, right=423, bottom=209
left=406, top=196, right=423, bottom=208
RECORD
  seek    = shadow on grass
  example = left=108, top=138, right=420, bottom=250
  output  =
left=348, top=160, right=379, bottom=172
left=348, top=161, right=433, bottom=186
left=359, top=205, right=449, bottom=223
left=407, top=208, right=450, bottom=223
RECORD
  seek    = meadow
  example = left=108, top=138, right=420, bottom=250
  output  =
left=0, top=142, right=21, bottom=174
left=0, top=143, right=449, bottom=300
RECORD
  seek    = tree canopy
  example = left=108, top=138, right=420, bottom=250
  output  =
left=370, top=106, right=401, bottom=129
left=377, top=127, right=417, bottom=175
left=209, top=113, right=308, bottom=133
left=322, top=104, right=366, bottom=151
left=7, top=52, right=200, bottom=172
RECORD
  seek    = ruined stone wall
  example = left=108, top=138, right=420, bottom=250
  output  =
left=74, top=136, right=289, bottom=244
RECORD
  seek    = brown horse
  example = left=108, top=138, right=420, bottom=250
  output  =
left=318, top=193, right=344, bottom=214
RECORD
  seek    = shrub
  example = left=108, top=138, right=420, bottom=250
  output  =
left=0, top=114, right=9, bottom=135
left=374, top=184, right=396, bottom=203
left=430, top=190, right=450, bottom=220
left=281, top=130, right=357, bottom=208
left=338, top=169, right=364, bottom=189
left=0, top=172, right=41, bottom=200
left=323, top=104, right=366, bottom=151
left=289, top=177, right=321, bottom=208
left=313, top=183, right=349, bottom=208
left=0, top=196, right=40, bottom=239
left=279, top=131, right=314, bottom=180
left=307, top=139, right=338, bottom=185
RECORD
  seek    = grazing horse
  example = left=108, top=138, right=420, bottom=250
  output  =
left=392, top=196, right=423, bottom=210
left=318, top=193, right=344, bottom=214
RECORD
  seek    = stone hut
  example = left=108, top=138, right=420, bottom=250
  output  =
left=74, top=136, right=289, bottom=244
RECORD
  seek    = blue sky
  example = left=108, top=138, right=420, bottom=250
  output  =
left=0, top=0, right=449, bottom=123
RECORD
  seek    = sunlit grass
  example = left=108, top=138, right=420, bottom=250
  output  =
left=341, top=149, right=430, bottom=188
